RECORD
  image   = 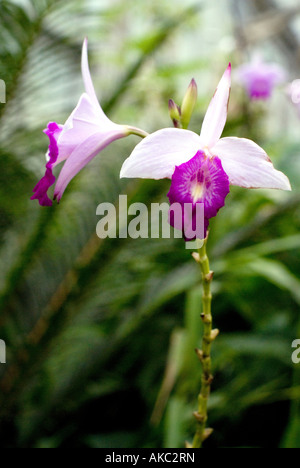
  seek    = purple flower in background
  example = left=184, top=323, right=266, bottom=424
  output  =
left=121, top=64, right=291, bottom=240
left=31, top=39, right=135, bottom=206
left=236, top=57, right=286, bottom=101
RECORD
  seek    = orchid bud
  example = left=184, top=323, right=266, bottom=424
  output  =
left=181, top=79, right=198, bottom=129
left=168, top=99, right=182, bottom=128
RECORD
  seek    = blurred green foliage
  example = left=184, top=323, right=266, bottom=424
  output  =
left=0, top=0, right=300, bottom=448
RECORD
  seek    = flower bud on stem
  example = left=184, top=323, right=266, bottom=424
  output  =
left=169, top=99, right=182, bottom=129
left=181, top=79, right=198, bottom=129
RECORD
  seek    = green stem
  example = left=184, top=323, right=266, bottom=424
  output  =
left=192, top=239, right=217, bottom=448
left=126, top=126, right=149, bottom=139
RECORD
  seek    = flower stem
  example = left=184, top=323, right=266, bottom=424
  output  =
left=191, top=239, right=218, bottom=448
left=126, top=126, right=149, bottom=139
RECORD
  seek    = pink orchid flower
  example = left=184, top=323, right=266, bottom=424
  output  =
left=236, top=57, right=286, bottom=101
left=120, top=64, right=291, bottom=239
left=31, top=39, right=146, bottom=206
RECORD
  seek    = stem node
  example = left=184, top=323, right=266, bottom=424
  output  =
left=204, top=271, right=214, bottom=282
left=203, top=374, right=214, bottom=385
left=193, top=411, right=206, bottom=423
left=202, top=428, right=214, bottom=442
left=210, top=329, right=220, bottom=341
left=185, top=441, right=193, bottom=449
left=195, top=349, right=204, bottom=361
left=201, top=313, right=212, bottom=324
left=192, top=252, right=200, bottom=264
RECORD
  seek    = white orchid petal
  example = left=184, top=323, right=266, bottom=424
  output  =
left=120, top=128, right=202, bottom=180
left=81, top=38, right=112, bottom=122
left=200, top=64, right=231, bottom=149
left=81, top=38, right=100, bottom=108
left=213, top=137, right=291, bottom=191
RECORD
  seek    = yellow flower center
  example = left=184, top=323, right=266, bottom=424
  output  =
left=191, top=182, right=204, bottom=203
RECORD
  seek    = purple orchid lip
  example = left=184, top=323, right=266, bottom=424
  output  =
left=31, top=122, right=62, bottom=207
left=168, top=203, right=209, bottom=242
left=167, top=151, right=230, bottom=240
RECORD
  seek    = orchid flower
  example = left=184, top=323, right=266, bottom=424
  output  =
left=31, top=39, right=147, bottom=206
left=120, top=64, right=291, bottom=239
left=236, top=57, right=286, bottom=101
